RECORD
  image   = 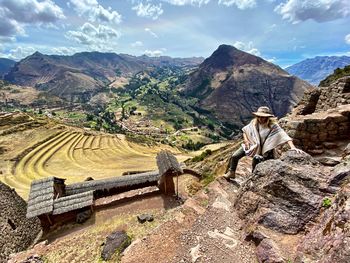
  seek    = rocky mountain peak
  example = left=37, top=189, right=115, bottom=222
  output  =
left=183, top=44, right=312, bottom=128
left=29, top=51, right=45, bottom=59
left=202, top=44, right=265, bottom=71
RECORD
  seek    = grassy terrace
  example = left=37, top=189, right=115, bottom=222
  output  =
left=0, top=127, right=190, bottom=199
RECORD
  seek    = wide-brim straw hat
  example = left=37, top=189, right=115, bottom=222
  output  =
left=252, top=106, right=275, bottom=117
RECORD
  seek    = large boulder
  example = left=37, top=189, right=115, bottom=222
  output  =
left=234, top=151, right=331, bottom=234
left=101, top=230, right=131, bottom=261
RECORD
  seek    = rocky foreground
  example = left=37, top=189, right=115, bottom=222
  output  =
left=8, top=148, right=350, bottom=263
left=121, top=149, right=350, bottom=263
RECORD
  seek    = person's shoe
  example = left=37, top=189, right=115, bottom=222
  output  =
left=223, top=171, right=235, bottom=180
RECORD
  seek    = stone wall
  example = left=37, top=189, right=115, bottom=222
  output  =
left=315, top=77, right=350, bottom=112
left=280, top=76, right=350, bottom=152
left=0, top=182, right=42, bottom=262
left=280, top=105, right=350, bottom=152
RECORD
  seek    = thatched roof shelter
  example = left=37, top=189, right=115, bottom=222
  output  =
left=65, top=171, right=159, bottom=195
left=53, top=191, right=94, bottom=215
left=156, top=151, right=183, bottom=195
left=156, top=150, right=183, bottom=176
left=25, top=151, right=189, bottom=221
left=26, top=177, right=65, bottom=218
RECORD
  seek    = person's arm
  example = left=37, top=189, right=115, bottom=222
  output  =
left=243, top=132, right=251, bottom=148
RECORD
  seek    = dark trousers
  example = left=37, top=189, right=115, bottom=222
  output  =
left=227, top=146, right=274, bottom=173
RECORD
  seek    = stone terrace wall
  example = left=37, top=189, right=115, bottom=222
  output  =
left=280, top=105, right=350, bottom=152
left=315, top=77, right=350, bottom=112
left=0, top=182, right=42, bottom=262
left=292, top=77, right=350, bottom=117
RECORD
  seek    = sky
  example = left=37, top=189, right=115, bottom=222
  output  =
left=0, top=0, right=350, bottom=67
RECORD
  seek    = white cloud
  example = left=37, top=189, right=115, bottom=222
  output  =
left=51, top=47, right=78, bottom=55
left=233, top=41, right=261, bottom=56
left=3, top=46, right=36, bottom=60
left=132, top=2, right=163, bottom=20
left=0, top=0, right=65, bottom=37
left=145, top=28, right=158, bottom=38
left=162, top=0, right=210, bottom=6
left=65, top=23, right=121, bottom=50
left=70, top=0, right=121, bottom=24
left=131, top=41, right=144, bottom=47
left=0, top=44, right=82, bottom=60
left=275, top=0, right=350, bottom=24
left=218, top=0, right=256, bottom=9
left=267, top=57, right=277, bottom=63
left=345, top=34, right=350, bottom=44
left=144, top=49, right=164, bottom=57
left=1, top=0, right=65, bottom=23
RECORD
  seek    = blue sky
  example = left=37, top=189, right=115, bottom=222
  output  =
left=0, top=0, right=350, bottom=67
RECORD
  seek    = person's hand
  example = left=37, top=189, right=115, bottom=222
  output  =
left=244, top=141, right=250, bottom=149
left=290, top=148, right=304, bottom=154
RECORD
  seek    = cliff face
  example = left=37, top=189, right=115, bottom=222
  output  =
left=183, top=45, right=312, bottom=128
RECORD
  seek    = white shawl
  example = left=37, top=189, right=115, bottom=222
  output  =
left=242, top=120, right=291, bottom=157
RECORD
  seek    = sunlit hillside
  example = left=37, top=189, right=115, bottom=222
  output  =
left=0, top=113, right=189, bottom=199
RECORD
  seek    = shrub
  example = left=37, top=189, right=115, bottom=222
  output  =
left=322, top=197, right=332, bottom=208
left=201, top=172, right=215, bottom=186
left=319, top=65, right=350, bottom=87
left=191, top=149, right=212, bottom=162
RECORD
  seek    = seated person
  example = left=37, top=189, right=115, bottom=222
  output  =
left=224, top=106, right=303, bottom=180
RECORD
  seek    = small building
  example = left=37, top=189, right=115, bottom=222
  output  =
left=26, top=151, right=198, bottom=229
left=26, top=177, right=94, bottom=229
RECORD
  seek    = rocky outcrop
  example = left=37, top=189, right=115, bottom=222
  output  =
left=235, top=151, right=331, bottom=235
left=295, top=159, right=350, bottom=263
left=0, top=181, right=42, bottom=262
left=234, top=149, right=350, bottom=262
left=183, top=44, right=312, bottom=129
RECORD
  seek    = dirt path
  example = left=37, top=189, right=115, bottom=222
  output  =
left=121, top=158, right=258, bottom=263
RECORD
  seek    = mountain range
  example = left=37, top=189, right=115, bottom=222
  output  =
left=2, top=45, right=313, bottom=130
left=4, top=52, right=203, bottom=102
left=183, top=44, right=312, bottom=127
left=286, top=56, right=350, bottom=86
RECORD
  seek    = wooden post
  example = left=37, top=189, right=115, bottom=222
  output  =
left=46, top=214, right=53, bottom=226
left=158, top=171, right=176, bottom=195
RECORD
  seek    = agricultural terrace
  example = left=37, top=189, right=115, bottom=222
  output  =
left=1, top=128, right=189, bottom=199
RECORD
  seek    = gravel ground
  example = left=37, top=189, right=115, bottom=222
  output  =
left=122, top=176, right=258, bottom=263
